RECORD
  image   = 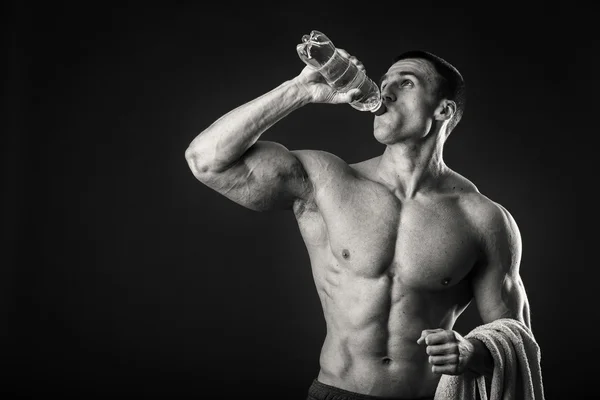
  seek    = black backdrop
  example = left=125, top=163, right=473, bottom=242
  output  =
left=5, top=2, right=595, bottom=399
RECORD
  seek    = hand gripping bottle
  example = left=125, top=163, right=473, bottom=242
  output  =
left=296, top=30, right=386, bottom=115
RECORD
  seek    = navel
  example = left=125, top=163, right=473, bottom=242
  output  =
left=382, top=357, right=392, bottom=365
left=342, top=249, right=350, bottom=260
left=441, top=277, right=452, bottom=286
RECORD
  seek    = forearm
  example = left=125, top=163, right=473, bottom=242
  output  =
left=466, top=338, right=494, bottom=377
left=185, top=78, right=311, bottom=173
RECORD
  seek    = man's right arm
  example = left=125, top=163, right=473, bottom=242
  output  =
left=185, top=58, right=361, bottom=212
left=185, top=79, right=313, bottom=212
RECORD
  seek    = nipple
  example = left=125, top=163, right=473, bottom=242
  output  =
left=441, top=278, right=451, bottom=286
left=342, top=249, right=350, bottom=259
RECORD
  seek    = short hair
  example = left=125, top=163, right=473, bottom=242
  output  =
left=393, top=50, right=466, bottom=133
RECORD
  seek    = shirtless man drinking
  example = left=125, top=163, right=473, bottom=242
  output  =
left=184, top=48, right=531, bottom=399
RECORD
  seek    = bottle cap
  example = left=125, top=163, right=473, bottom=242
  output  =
left=372, top=103, right=386, bottom=116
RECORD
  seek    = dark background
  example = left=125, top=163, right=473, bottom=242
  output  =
left=4, top=1, right=595, bottom=399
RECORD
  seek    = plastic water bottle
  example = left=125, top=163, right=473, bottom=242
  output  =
left=296, top=30, right=385, bottom=115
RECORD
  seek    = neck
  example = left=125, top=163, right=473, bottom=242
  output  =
left=376, top=133, right=447, bottom=199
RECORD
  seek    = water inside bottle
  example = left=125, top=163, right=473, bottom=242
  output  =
left=351, top=94, right=382, bottom=112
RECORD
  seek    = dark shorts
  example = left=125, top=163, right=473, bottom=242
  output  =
left=306, top=379, right=435, bottom=400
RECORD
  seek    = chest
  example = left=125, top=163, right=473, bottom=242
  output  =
left=296, top=180, right=479, bottom=289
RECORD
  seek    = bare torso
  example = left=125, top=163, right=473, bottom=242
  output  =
left=293, top=151, right=481, bottom=398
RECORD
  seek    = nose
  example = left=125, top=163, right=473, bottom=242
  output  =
left=382, top=91, right=396, bottom=103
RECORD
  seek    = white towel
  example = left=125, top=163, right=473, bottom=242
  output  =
left=434, top=318, right=545, bottom=400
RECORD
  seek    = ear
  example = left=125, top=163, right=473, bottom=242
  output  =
left=434, top=100, right=456, bottom=121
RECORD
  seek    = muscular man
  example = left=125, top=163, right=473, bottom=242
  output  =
left=185, top=48, right=531, bottom=399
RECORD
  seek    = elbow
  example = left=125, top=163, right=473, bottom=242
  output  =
left=185, top=144, right=234, bottom=180
left=184, top=146, right=195, bottom=166
left=185, top=146, right=211, bottom=178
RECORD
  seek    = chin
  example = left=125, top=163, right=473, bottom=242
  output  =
left=373, top=119, right=387, bottom=136
left=373, top=120, right=394, bottom=143
left=373, top=128, right=395, bottom=145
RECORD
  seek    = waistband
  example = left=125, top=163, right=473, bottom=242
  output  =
left=307, top=379, right=435, bottom=400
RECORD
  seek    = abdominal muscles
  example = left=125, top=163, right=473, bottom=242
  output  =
left=313, top=264, right=471, bottom=398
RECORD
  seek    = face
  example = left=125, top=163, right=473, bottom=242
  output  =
left=374, top=58, right=443, bottom=144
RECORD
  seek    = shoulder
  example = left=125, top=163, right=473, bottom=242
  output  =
left=454, top=191, right=523, bottom=281
left=455, top=191, right=522, bottom=270
left=461, top=193, right=520, bottom=241
left=443, top=170, right=521, bottom=249
left=350, top=156, right=382, bottom=176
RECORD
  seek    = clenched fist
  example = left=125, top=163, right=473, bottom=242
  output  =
left=417, top=328, right=476, bottom=375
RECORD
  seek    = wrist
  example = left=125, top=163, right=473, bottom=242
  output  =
left=466, top=338, right=493, bottom=377
left=288, top=76, right=314, bottom=105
